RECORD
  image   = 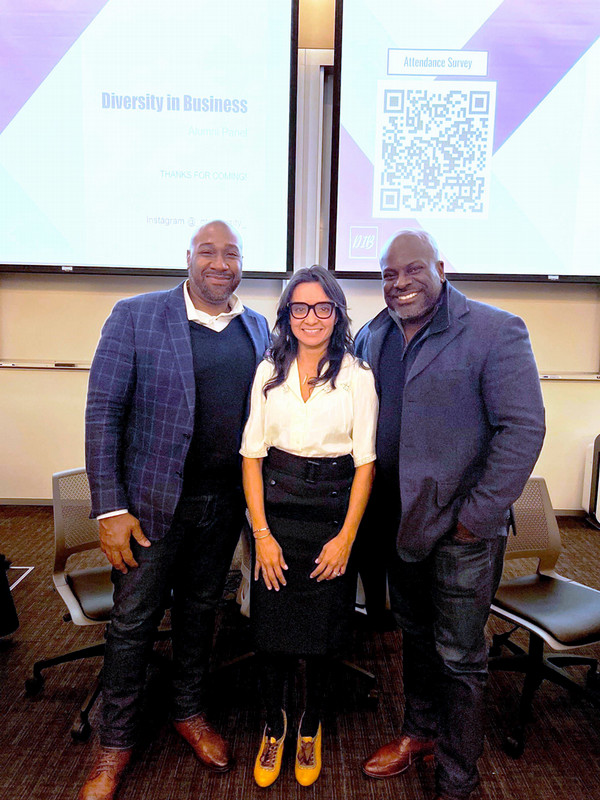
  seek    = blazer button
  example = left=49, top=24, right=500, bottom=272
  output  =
left=269, top=479, right=276, bottom=486
left=330, top=491, right=338, bottom=497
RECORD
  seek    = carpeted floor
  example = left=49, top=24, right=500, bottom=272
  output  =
left=1, top=506, right=599, bottom=800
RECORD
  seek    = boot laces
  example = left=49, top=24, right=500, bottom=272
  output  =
left=260, top=736, right=281, bottom=769
left=297, top=737, right=316, bottom=767
left=91, top=749, right=128, bottom=779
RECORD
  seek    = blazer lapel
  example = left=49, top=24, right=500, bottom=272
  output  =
left=239, top=311, right=269, bottom=366
left=406, top=283, right=469, bottom=383
left=364, top=310, right=392, bottom=388
left=164, top=283, right=195, bottom=414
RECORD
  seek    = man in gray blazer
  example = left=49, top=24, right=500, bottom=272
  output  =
left=80, top=220, right=270, bottom=800
left=356, top=230, right=545, bottom=800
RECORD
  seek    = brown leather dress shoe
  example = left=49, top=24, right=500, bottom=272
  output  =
left=362, top=735, right=435, bottom=778
left=174, top=713, right=233, bottom=772
left=78, top=747, right=132, bottom=800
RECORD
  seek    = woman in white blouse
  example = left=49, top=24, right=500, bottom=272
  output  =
left=240, top=266, right=378, bottom=788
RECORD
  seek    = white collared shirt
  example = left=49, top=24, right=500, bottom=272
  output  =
left=183, top=280, right=244, bottom=330
left=240, top=354, right=378, bottom=467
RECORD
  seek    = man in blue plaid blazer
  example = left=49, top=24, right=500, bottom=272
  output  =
left=81, top=221, right=270, bottom=800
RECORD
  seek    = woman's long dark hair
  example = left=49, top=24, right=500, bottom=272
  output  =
left=264, top=265, right=354, bottom=396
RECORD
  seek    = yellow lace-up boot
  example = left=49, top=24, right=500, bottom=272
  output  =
left=254, top=710, right=287, bottom=787
left=295, top=717, right=322, bottom=786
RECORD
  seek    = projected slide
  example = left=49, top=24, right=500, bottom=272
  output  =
left=333, top=0, right=600, bottom=279
left=0, top=0, right=294, bottom=273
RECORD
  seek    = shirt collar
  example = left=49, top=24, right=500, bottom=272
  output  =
left=183, top=280, right=244, bottom=325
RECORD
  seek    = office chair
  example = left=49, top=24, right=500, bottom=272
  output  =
left=489, top=476, right=600, bottom=757
left=25, top=468, right=176, bottom=741
left=25, top=468, right=113, bottom=741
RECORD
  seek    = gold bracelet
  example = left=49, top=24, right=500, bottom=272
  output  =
left=253, top=526, right=269, bottom=534
left=253, top=530, right=271, bottom=540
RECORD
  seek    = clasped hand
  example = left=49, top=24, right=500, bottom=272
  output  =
left=255, top=529, right=354, bottom=590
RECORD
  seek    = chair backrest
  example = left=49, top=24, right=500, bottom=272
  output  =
left=505, top=476, right=562, bottom=573
left=52, top=468, right=100, bottom=574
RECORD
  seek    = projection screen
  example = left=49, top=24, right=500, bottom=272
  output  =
left=330, top=0, right=600, bottom=281
left=0, top=0, right=297, bottom=275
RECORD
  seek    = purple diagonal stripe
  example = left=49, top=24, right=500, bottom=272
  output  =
left=462, top=0, right=600, bottom=152
left=0, top=0, right=110, bottom=135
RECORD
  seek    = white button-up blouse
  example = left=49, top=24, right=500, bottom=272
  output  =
left=240, top=354, right=378, bottom=467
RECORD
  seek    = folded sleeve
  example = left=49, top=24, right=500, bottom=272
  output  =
left=350, top=362, right=379, bottom=467
left=240, top=359, right=272, bottom=459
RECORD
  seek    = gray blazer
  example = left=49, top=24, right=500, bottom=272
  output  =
left=355, top=282, right=545, bottom=560
left=85, top=282, right=270, bottom=541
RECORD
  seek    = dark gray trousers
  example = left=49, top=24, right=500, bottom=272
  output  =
left=100, top=487, right=244, bottom=749
left=389, top=533, right=506, bottom=800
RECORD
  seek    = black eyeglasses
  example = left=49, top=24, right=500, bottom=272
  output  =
left=288, top=301, right=337, bottom=320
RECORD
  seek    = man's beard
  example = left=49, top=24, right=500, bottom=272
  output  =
left=196, top=274, right=241, bottom=305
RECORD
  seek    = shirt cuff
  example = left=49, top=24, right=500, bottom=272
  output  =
left=352, top=454, right=377, bottom=468
left=97, top=509, right=128, bottom=520
left=239, top=448, right=269, bottom=459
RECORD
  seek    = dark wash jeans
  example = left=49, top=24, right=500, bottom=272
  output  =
left=100, top=487, right=244, bottom=749
left=388, top=532, right=506, bottom=800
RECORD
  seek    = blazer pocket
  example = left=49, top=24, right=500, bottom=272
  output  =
left=436, top=480, right=461, bottom=508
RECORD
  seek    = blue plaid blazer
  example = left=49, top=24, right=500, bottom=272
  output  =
left=85, top=282, right=270, bottom=541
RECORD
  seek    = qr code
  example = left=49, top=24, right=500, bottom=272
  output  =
left=373, top=80, right=496, bottom=218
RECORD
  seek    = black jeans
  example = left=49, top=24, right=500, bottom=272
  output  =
left=100, top=487, right=244, bottom=749
left=388, top=533, right=506, bottom=800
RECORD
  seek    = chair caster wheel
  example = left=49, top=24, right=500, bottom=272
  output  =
left=71, top=721, right=92, bottom=742
left=25, top=676, right=44, bottom=696
left=503, top=733, right=524, bottom=758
